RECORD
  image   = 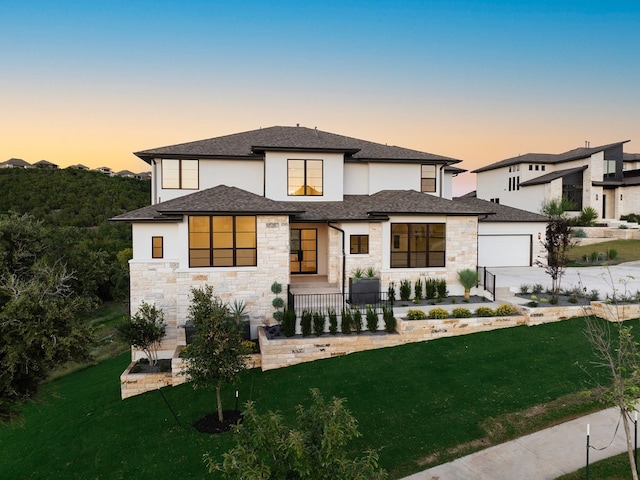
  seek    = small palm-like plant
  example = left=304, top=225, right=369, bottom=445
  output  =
left=457, top=269, right=478, bottom=300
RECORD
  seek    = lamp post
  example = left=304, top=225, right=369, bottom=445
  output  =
left=635, top=411, right=638, bottom=476
left=586, top=423, right=590, bottom=480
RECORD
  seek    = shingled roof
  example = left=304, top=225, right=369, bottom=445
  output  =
left=472, top=141, right=630, bottom=173
left=519, top=166, right=588, bottom=187
left=453, top=196, right=548, bottom=222
left=134, top=126, right=463, bottom=165
left=112, top=185, right=304, bottom=221
left=112, top=186, right=490, bottom=223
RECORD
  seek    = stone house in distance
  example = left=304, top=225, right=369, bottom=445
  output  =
left=114, top=125, right=525, bottom=350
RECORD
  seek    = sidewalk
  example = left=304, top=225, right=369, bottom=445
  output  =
left=402, top=406, right=632, bottom=480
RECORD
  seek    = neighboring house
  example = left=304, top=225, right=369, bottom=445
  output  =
left=113, top=125, right=498, bottom=346
left=135, top=171, right=152, bottom=180
left=116, top=169, right=136, bottom=178
left=67, top=163, right=90, bottom=171
left=95, top=166, right=114, bottom=176
left=0, top=158, right=32, bottom=169
left=33, top=159, right=59, bottom=169
left=473, top=141, right=640, bottom=220
left=454, top=193, right=547, bottom=267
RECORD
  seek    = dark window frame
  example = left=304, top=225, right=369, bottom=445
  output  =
left=350, top=234, right=369, bottom=254
left=161, top=159, right=199, bottom=190
left=420, top=164, right=437, bottom=193
left=152, top=236, right=163, bottom=259
left=390, top=223, right=446, bottom=268
left=287, top=159, right=324, bottom=196
left=188, top=215, right=257, bottom=268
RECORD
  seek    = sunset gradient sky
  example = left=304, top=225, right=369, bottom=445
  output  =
left=2, top=0, right=639, bottom=195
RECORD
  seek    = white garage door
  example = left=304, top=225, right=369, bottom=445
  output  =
left=478, top=235, right=532, bottom=267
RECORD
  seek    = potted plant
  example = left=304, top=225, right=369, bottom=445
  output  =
left=348, top=266, right=380, bottom=305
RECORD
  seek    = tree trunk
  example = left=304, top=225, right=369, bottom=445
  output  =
left=464, top=289, right=470, bottom=300
left=216, top=384, right=224, bottom=422
left=621, top=408, right=639, bottom=480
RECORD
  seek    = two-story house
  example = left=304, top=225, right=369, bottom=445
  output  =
left=114, top=126, right=513, bottom=352
left=473, top=141, right=640, bottom=220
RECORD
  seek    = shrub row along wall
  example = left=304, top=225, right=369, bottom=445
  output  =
left=259, top=314, right=527, bottom=371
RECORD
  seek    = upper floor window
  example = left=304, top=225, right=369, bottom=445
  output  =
left=162, top=159, right=199, bottom=189
left=288, top=159, right=323, bottom=196
left=152, top=236, right=163, bottom=258
left=350, top=235, right=369, bottom=254
left=189, top=215, right=256, bottom=267
left=390, top=223, right=445, bottom=268
left=421, top=165, right=436, bottom=193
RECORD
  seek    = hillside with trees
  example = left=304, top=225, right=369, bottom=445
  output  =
left=0, top=168, right=150, bottom=302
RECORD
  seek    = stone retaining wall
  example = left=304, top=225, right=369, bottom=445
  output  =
left=120, top=362, right=172, bottom=400
left=122, top=301, right=640, bottom=397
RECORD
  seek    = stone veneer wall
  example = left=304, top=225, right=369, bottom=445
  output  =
left=381, top=216, right=478, bottom=297
left=128, top=215, right=290, bottom=359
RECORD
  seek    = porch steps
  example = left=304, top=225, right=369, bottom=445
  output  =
left=289, top=281, right=341, bottom=295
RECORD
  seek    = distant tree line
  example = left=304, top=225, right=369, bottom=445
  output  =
left=0, top=168, right=150, bottom=302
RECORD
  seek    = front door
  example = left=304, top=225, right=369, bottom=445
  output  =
left=290, top=228, right=317, bottom=274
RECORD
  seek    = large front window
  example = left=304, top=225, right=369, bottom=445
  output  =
left=189, top=216, right=256, bottom=267
left=391, top=223, right=445, bottom=268
left=162, top=159, right=199, bottom=189
left=288, top=159, right=323, bottom=196
left=562, top=172, right=583, bottom=210
left=421, top=165, right=436, bottom=193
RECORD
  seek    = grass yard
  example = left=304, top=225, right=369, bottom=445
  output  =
left=568, top=239, right=640, bottom=266
left=50, top=302, right=130, bottom=380
left=556, top=451, right=636, bottom=479
left=1, top=317, right=630, bottom=479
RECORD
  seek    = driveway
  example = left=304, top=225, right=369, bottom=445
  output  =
left=491, top=261, right=640, bottom=299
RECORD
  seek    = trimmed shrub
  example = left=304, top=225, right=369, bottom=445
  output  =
left=382, top=305, right=396, bottom=332
left=414, top=278, right=423, bottom=301
left=341, top=308, right=352, bottom=335
left=425, top=278, right=437, bottom=300
left=452, top=307, right=472, bottom=318
left=428, top=307, right=449, bottom=319
left=399, top=279, right=411, bottom=301
left=353, top=307, right=363, bottom=334
left=282, top=308, right=297, bottom=337
left=387, top=281, right=396, bottom=304
left=366, top=305, right=378, bottom=333
left=436, top=279, right=448, bottom=299
left=328, top=308, right=338, bottom=335
left=405, top=309, right=428, bottom=320
left=549, top=297, right=558, bottom=305
left=301, top=310, right=312, bottom=337
left=495, top=304, right=515, bottom=316
left=475, top=306, right=495, bottom=317
left=313, top=311, right=325, bottom=337
left=608, top=248, right=618, bottom=260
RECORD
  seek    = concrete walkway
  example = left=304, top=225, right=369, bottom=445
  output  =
left=403, top=405, right=633, bottom=480
left=492, top=261, right=640, bottom=298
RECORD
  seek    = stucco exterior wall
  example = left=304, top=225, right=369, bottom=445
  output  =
left=344, top=163, right=369, bottom=195
left=264, top=151, right=344, bottom=201
left=153, top=157, right=264, bottom=204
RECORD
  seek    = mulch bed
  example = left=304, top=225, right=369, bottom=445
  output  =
left=193, top=410, right=243, bottom=434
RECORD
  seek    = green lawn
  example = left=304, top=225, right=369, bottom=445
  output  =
left=568, top=239, right=640, bottom=265
left=0, top=317, right=628, bottom=479
left=556, top=451, right=636, bottom=479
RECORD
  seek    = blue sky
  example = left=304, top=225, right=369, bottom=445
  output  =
left=2, top=0, right=639, bottom=193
